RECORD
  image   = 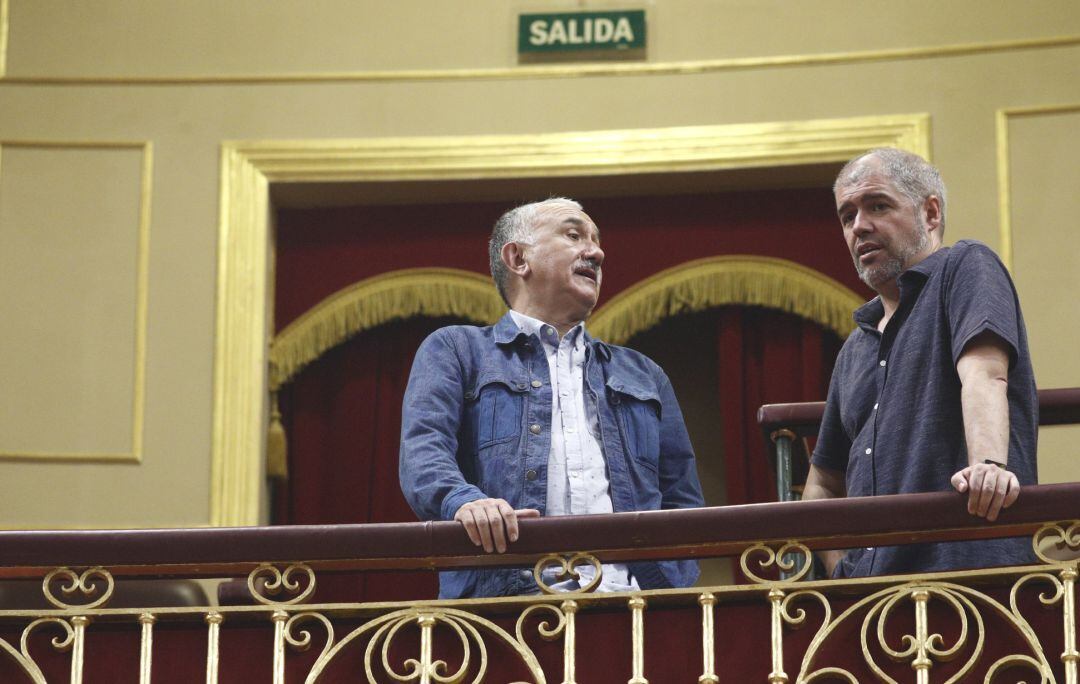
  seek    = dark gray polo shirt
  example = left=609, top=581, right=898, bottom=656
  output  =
left=812, top=240, right=1038, bottom=576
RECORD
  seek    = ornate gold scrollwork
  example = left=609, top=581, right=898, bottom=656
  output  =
left=0, top=618, right=75, bottom=684
left=533, top=553, right=603, bottom=594
left=284, top=611, right=336, bottom=658
left=299, top=607, right=549, bottom=684
left=740, top=541, right=813, bottom=584
left=515, top=603, right=567, bottom=646
left=796, top=581, right=1056, bottom=683
left=1033, top=520, right=1080, bottom=564
left=42, top=566, right=114, bottom=610
left=247, top=562, right=316, bottom=605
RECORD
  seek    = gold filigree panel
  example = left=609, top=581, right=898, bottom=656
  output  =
left=0, top=539, right=1075, bottom=684
left=0, top=140, right=152, bottom=462
left=211, top=114, right=929, bottom=525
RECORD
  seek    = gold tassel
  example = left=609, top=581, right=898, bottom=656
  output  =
left=266, top=391, right=288, bottom=480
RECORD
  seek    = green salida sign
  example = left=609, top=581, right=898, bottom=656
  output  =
left=518, top=10, right=646, bottom=59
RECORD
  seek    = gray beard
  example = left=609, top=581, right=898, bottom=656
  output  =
left=855, top=222, right=931, bottom=290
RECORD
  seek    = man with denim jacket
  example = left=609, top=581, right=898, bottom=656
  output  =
left=399, top=197, right=705, bottom=599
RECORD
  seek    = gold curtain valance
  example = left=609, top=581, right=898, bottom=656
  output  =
left=269, top=268, right=503, bottom=391
left=270, top=257, right=863, bottom=391
left=588, top=255, right=864, bottom=345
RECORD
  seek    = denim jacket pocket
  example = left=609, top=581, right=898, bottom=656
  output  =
left=470, top=372, right=527, bottom=451
left=608, top=381, right=662, bottom=472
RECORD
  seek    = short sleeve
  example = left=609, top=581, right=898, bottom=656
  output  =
left=811, top=349, right=851, bottom=473
left=944, top=241, right=1022, bottom=368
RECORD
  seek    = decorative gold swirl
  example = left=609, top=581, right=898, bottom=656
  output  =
left=1032, top=520, right=1080, bottom=563
left=793, top=580, right=1060, bottom=683
left=515, top=603, right=567, bottom=645
left=983, top=654, right=1049, bottom=683
left=284, top=611, right=335, bottom=664
left=366, top=611, right=481, bottom=684
left=739, top=541, right=813, bottom=583
left=532, top=552, right=603, bottom=594
left=1010, top=572, right=1064, bottom=616
left=41, top=567, right=114, bottom=610
left=0, top=617, right=77, bottom=684
left=247, top=563, right=316, bottom=606
left=861, top=585, right=980, bottom=683
left=802, top=667, right=859, bottom=683
left=302, top=607, right=547, bottom=683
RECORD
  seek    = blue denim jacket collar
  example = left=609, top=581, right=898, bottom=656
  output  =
left=493, top=311, right=612, bottom=362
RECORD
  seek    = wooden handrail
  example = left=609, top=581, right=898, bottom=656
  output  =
left=758, top=386, right=1080, bottom=434
left=1, top=482, right=1077, bottom=580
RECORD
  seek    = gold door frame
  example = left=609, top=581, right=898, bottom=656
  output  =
left=211, top=114, right=930, bottom=525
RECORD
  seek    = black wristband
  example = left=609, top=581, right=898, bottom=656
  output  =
left=983, top=458, right=1007, bottom=469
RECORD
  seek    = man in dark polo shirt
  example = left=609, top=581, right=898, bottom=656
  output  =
left=804, top=147, right=1038, bottom=578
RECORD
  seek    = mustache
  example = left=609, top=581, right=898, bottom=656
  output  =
left=575, top=258, right=602, bottom=274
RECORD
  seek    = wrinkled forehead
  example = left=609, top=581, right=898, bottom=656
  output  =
left=533, top=201, right=601, bottom=238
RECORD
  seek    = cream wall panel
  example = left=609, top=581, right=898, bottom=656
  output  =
left=0, top=2, right=1077, bottom=528
left=3, top=0, right=1079, bottom=79
left=0, top=143, right=147, bottom=461
left=1005, top=107, right=1080, bottom=485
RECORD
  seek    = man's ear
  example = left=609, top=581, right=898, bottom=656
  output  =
left=923, top=195, right=943, bottom=237
left=501, top=241, right=529, bottom=277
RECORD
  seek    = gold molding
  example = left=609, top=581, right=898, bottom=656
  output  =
left=1, top=34, right=1077, bottom=86
left=995, top=103, right=1080, bottom=271
left=0, top=0, right=8, bottom=78
left=211, top=114, right=930, bottom=526
left=0, top=139, right=153, bottom=464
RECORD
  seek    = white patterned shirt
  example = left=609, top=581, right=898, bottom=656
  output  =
left=510, top=310, right=637, bottom=592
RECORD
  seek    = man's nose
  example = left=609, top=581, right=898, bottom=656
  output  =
left=584, top=242, right=604, bottom=265
left=850, top=210, right=871, bottom=235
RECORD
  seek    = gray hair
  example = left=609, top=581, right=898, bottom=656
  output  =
left=834, top=147, right=947, bottom=232
left=488, top=197, right=583, bottom=306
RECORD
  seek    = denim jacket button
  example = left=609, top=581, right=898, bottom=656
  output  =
left=529, top=424, right=541, bottom=435
left=525, top=469, right=538, bottom=481
left=517, top=382, right=527, bottom=390
left=531, top=380, right=542, bottom=388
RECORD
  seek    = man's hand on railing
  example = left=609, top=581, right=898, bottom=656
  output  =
left=453, top=498, right=540, bottom=553
left=950, top=462, right=1021, bottom=523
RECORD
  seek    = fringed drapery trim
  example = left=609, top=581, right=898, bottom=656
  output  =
left=269, top=268, right=503, bottom=390
left=588, top=255, right=864, bottom=345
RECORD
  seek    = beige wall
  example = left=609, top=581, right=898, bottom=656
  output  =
left=0, top=1, right=1078, bottom=528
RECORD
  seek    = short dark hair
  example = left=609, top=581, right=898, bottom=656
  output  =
left=835, top=147, right=947, bottom=233
left=488, top=197, right=582, bottom=306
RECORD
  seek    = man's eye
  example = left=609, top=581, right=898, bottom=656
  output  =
left=568, top=232, right=579, bottom=240
left=872, top=202, right=888, bottom=211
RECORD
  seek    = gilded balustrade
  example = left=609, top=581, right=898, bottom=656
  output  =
left=1, top=490, right=1078, bottom=683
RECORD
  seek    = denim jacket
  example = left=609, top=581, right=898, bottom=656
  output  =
left=399, top=312, right=705, bottom=598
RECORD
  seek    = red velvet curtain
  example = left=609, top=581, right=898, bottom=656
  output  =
left=272, top=317, right=464, bottom=602
left=716, top=307, right=840, bottom=506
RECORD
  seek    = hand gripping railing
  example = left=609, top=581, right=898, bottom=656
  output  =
left=758, top=387, right=1080, bottom=507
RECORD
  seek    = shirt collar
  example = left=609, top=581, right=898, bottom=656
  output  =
left=852, top=245, right=952, bottom=333
left=509, top=310, right=584, bottom=348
